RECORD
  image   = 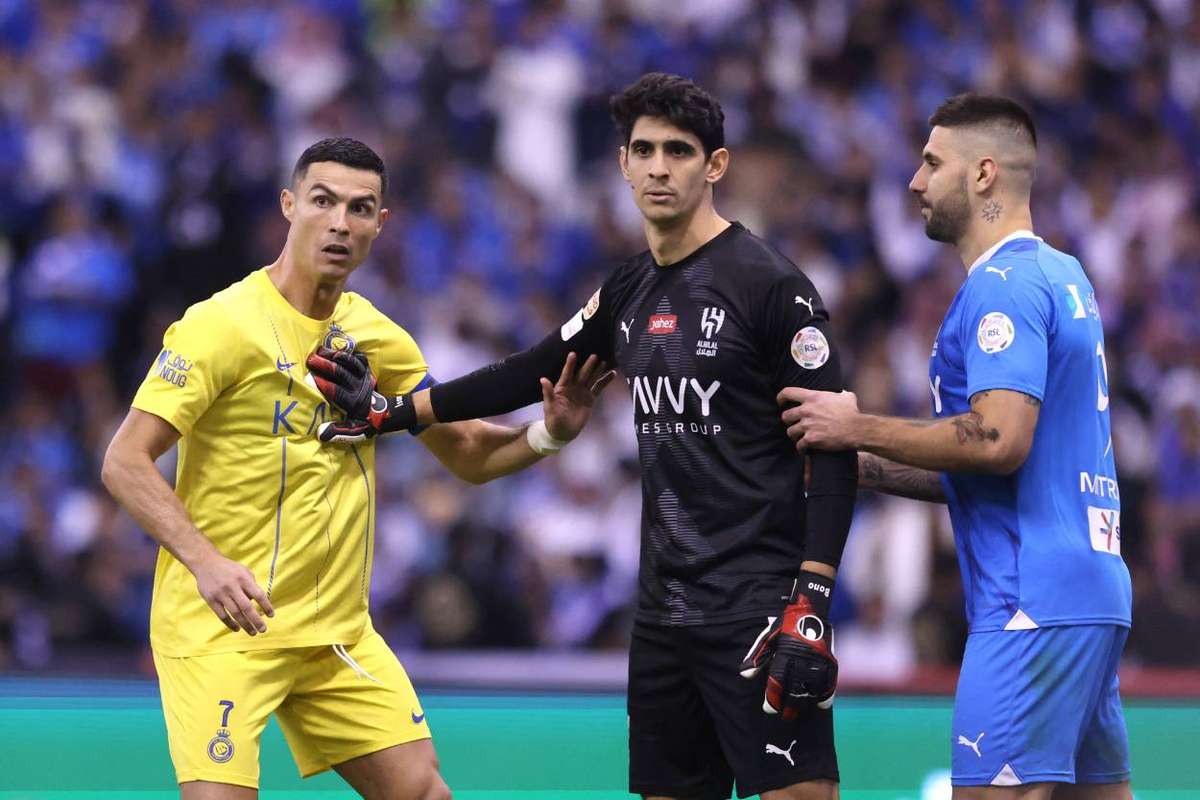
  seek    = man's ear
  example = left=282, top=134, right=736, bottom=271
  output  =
left=281, top=188, right=295, bottom=222
left=974, top=157, right=999, bottom=194
left=618, top=146, right=631, bottom=182
left=706, top=148, right=730, bottom=184
left=376, top=206, right=389, bottom=234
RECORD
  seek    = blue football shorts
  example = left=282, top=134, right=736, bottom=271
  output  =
left=951, top=624, right=1130, bottom=787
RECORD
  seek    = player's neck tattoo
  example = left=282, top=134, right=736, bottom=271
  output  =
left=981, top=200, right=1002, bottom=223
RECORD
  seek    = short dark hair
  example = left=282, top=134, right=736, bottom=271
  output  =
left=292, top=137, right=388, bottom=196
left=610, top=72, right=725, bottom=157
left=928, top=93, right=1037, bottom=147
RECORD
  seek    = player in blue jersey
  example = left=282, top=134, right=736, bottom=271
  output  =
left=777, top=94, right=1132, bottom=799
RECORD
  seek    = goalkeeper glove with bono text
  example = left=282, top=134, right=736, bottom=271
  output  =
left=739, top=570, right=838, bottom=718
left=305, top=346, right=417, bottom=443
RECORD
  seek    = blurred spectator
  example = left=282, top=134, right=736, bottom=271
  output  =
left=1, top=0, right=1198, bottom=677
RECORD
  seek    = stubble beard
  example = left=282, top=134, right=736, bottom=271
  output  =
left=923, top=176, right=971, bottom=245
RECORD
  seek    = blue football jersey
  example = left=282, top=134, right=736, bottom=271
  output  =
left=930, top=233, right=1132, bottom=632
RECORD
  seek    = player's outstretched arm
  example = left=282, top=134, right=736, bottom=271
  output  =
left=416, top=353, right=615, bottom=484
left=101, top=409, right=274, bottom=635
left=778, top=387, right=1040, bottom=475
left=858, top=453, right=947, bottom=503
left=308, top=286, right=614, bottom=437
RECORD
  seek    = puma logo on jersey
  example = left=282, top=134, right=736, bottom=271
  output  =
left=957, top=732, right=985, bottom=758
left=985, top=266, right=1013, bottom=280
left=620, top=318, right=634, bottom=343
left=765, top=740, right=797, bottom=766
left=794, top=296, right=815, bottom=316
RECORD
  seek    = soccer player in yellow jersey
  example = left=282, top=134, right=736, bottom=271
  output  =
left=101, top=138, right=610, bottom=799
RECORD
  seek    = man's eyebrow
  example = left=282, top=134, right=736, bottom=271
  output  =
left=308, top=182, right=378, bottom=203
left=308, top=182, right=339, bottom=199
left=630, top=137, right=697, bottom=149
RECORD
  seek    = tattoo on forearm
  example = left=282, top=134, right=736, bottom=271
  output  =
left=982, top=200, right=1002, bottom=222
left=860, top=453, right=946, bottom=503
left=952, top=411, right=1000, bottom=445
left=861, top=454, right=883, bottom=485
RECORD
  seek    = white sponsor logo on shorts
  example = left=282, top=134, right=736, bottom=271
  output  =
left=957, top=732, right=985, bottom=758
left=765, top=739, right=797, bottom=766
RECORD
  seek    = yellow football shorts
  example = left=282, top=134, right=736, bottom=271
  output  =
left=152, top=631, right=430, bottom=788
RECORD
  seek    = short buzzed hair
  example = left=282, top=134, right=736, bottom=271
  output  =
left=293, top=137, right=387, bottom=196
left=929, top=93, right=1037, bottom=148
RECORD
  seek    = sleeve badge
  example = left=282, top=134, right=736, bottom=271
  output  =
left=791, top=326, right=830, bottom=369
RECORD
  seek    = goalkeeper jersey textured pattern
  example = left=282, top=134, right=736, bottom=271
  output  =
left=132, top=268, right=427, bottom=656
left=563, top=223, right=848, bottom=625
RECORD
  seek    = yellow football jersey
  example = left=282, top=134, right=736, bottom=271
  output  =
left=132, top=267, right=427, bottom=656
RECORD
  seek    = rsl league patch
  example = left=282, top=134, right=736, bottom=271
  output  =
left=582, top=288, right=601, bottom=320
left=324, top=323, right=356, bottom=353
left=977, top=312, right=1015, bottom=354
left=791, top=326, right=829, bottom=369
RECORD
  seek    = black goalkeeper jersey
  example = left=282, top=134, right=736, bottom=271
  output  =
left=558, top=222, right=849, bottom=625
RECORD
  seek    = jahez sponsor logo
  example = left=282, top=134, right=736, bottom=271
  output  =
left=647, top=314, right=677, bottom=334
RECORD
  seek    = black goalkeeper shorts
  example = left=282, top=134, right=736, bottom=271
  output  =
left=627, top=617, right=839, bottom=799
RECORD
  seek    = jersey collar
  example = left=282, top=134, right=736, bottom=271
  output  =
left=968, top=229, right=1041, bottom=274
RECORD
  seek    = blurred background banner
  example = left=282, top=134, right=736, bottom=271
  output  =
left=0, top=0, right=1198, bottom=695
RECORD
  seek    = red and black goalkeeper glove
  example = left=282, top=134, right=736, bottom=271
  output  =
left=305, top=346, right=417, bottom=444
left=739, top=571, right=838, bottom=718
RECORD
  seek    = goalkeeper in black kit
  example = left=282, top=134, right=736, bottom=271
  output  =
left=309, top=73, right=856, bottom=800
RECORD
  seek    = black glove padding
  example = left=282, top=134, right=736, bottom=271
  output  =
left=739, top=571, right=838, bottom=718
left=306, top=346, right=376, bottom=417
left=314, top=392, right=419, bottom=445
left=305, top=345, right=419, bottom=445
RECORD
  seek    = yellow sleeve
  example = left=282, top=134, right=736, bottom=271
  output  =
left=131, top=300, right=241, bottom=436
left=371, top=318, right=429, bottom=396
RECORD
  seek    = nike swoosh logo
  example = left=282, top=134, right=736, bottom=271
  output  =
left=411, top=711, right=425, bottom=724
left=276, top=356, right=295, bottom=371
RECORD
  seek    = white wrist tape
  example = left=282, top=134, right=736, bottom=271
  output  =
left=526, top=420, right=569, bottom=455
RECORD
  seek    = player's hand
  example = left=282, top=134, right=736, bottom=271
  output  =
left=306, top=346, right=376, bottom=418
left=778, top=388, right=862, bottom=453
left=306, top=346, right=418, bottom=445
left=739, top=572, right=838, bottom=717
left=542, top=352, right=616, bottom=442
left=191, top=551, right=275, bottom=636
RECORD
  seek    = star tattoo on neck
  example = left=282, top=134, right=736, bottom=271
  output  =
left=982, top=200, right=1002, bottom=222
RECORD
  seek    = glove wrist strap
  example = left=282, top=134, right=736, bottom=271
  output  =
left=370, top=392, right=418, bottom=433
left=793, top=570, right=834, bottom=618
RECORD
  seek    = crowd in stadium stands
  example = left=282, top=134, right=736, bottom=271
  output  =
left=1, top=0, right=1198, bottom=676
